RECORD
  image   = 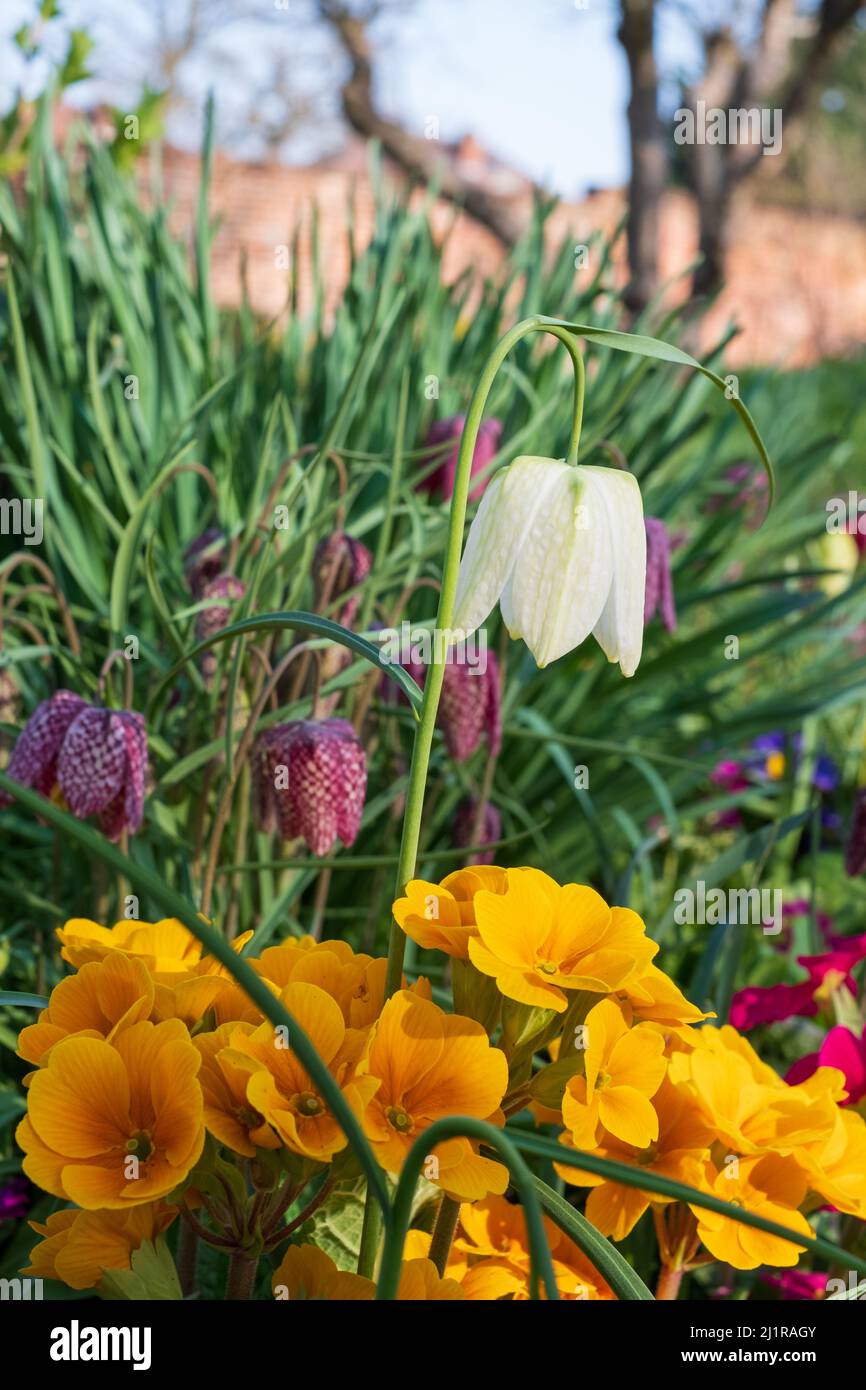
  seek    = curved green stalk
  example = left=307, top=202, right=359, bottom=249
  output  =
left=383, top=315, right=586, bottom=1000
left=512, top=1131, right=866, bottom=1278
left=375, top=1117, right=558, bottom=1301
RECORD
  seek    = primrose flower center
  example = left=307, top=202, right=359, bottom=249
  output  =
left=637, top=1145, right=658, bottom=1166
left=595, top=1070, right=612, bottom=1091
left=125, top=1130, right=154, bottom=1162
left=536, top=960, right=558, bottom=976
left=292, top=1091, right=324, bottom=1117
left=237, top=1105, right=265, bottom=1130
left=386, top=1105, right=414, bottom=1134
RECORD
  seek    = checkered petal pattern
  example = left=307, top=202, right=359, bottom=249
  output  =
left=437, top=650, right=502, bottom=763
left=0, top=689, right=87, bottom=806
left=252, top=718, right=367, bottom=856
left=0, top=692, right=148, bottom=839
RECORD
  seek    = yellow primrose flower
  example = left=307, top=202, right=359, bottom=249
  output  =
left=467, top=867, right=657, bottom=1011
left=456, top=1194, right=615, bottom=1300
left=17, top=1019, right=204, bottom=1209
left=393, top=865, right=508, bottom=960
left=56, top=916, right=252, bottom=991
left=271, top=1245, right=464, bottom=1300
left=17, top=954, right=154, bottom=1072
left=556, top=1076, right=713, bottom=1240
left=228, top=982, right=379, bottom=1164
left=788, top=1086, right=866, bottom=1218
left=668, top=1037, right=839, bottom=1156
left=272, top=1244, right=374, bottom=1301
left=452, top=456, right=646, bottom=673
left=56, top=917, right=204, bottom=977
left=691, top=1153, right=812, bottom=1270
left=23, top=1201, right=177, bottom=1291
left=562, top=998, right=667, bottom=1149
left=193, top=1022, right=282, bottom=1157
left=614, top=961, right=715, bottom=1030
left=358, top=990, right=509, bottom=1201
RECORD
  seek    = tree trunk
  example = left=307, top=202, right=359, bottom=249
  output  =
left=617, top=0, right=667, bottom=312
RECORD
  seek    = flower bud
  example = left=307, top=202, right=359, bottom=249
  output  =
left=252, top=718, right=367, bottom=856
left=0, top=690, right=148, bottom=840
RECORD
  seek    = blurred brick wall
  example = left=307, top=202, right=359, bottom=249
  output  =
left=151, top=141, right=866, bottom=369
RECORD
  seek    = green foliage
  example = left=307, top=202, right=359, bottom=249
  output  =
left=1, top=93, right=865, bottom=1299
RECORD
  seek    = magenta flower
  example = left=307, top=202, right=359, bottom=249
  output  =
left=388, top=647, right=501, bottom=764
left=786, top=1024, right=866, bottom=1105
left=184, top=528, right=227, bottom=598
left=0, top=1176, right=30, bottom=1223
left=709, top=758, right=749, bottom=829
left=421, top=416, right=503, bottom=502
left=312, top=533, right=373, bottom=627
left=729, top=942, right=866, bottom=1031
left=252, top=718, right=367, bottom=856
left=644, top=517, right=677, bottom=632
left=454, top=798, right=501, bottom=865
left=760, top=1271, right=829, bottom=1300
left=0, top=690, right=147, bottom=840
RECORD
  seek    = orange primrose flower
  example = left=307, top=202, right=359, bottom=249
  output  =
left=467, top=868, right=657, bottom=1011
left=393, top=865, right=508, bottom=960
left=227, top=981, right=379, bottom=1163
left=23, top=1201, right=176, bottom=1290
left=358, top=989, right=509, bottom=1200
left=17, top=1019, right=205, bottom=1208
left=562, top=998, right=667, bottom=1149
left=17, top=954, right=154, bottom=1072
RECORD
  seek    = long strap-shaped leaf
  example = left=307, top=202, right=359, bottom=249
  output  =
left=377, top=1117, right=559, bottom=1301
left=511, top=1130, right=866, bottom=1278
left=147, top=611, right=423, bottom=716
left=540, top=315, right=775, bottom=501
left=531, top=1173, right=654, bottom=1300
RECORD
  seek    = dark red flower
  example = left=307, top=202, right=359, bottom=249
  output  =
left=0, top=690, right=148, bottom=840
left=421, top=416, right=503, bottom=502
left=252, top=719, right=367, bottom=856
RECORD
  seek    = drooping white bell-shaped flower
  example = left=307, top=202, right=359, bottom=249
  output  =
left=451, top=456, right=646, bottom=674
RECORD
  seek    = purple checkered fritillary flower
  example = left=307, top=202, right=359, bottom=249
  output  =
left=421, top=416, right=503, bottom=502
left=0, top=690, right=148, bottom=840
left=252, top=718, right=367, bottom=856
left=644, top=517, right=677, bottom=633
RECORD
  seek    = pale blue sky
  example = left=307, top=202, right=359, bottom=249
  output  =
left=0, top=0, right=703, bottom=197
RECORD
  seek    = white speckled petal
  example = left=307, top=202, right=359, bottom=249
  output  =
left=452, top=457, right=568, bottom=640
left=584, top=466, right=646, bottom=677
left=502, top=464, right=615, bottom=667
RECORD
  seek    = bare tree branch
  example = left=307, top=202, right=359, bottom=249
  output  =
left=317, top=0, right=526, bottom=246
